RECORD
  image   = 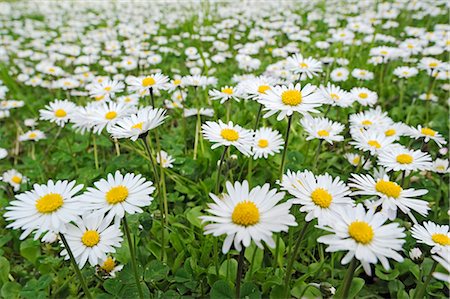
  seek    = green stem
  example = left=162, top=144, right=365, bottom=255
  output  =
left=279, top=115, right=293, bottom=180
left=59, top=234, right=93, bottom=299
left=414, top=260, right=438, bottom=299
left=193, top=111, right=201, bottom=160
left=123, top=217, right=144, bottom=299
left=312, top=140, right=323, bottom=171
left=254, top=104, right=263, bottom=130
left=92, top=134, right=99, bottom=170
left=338, top=258, right=358, bottom=299
left=215, top=146, right=229, bottom=194
left=235, top=250, right=245, bottom=299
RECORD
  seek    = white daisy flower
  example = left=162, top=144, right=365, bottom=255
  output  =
left=39, top=99, right=76, bottom=127
left=19, top=130, right=46, bottom=142
left=431, top=158, right=449, bottom=174
left=278, top=170, right=308, bottom=193
left=286, top=53, right=323, bottom=79
left=200, top=180, right=297, bottom=253
left=1, top=169, right=27, bottom=191
left=126, top=73, right=169, bottom=95
left=378, top=146, right=432, bottom=172
left=393, top=66, right=419, bottom=79
left=202, top=120, right=253, bottom=156
left=4, top=180, right=84, bottom=239
left=300, top=116, right=345, bottom=144
left=344, top=153, right=372, bottom=170
left=251, top=127, right=284, bottom=159
left=90, top=102, right=136, bottom=134
left=407, top=125, right=447, bottom=148
left=411, top=221, right=449, bottom=254
left=98, top=256, right=124, bottom=278
left=350, top=129, right=396, bottom=155
left=432, top=250, right=450, bottom=283
left=0, top=148, right=7, bottom=159
left=156, top=150, right=175, bottom=168
left=60, top=213, right=123, bottom=268
left=259, top=83, right=324, bottom=121
left=81, top=171, right=155, bottom=220
left=379, top=122, right=409, bottom=140
left=349, top=173, right=429, bottom=222
left=88, top=79, right=125, bottom=101
left=209, top=86, right=242, bottom=103
left=317, top=204, right=405, bottom=275
left=319, top=83, right=354, bottom=107
left=330, top=67, right=349, bottom=82
left=237, top=76, right=277, bottom=101
left=350, top=87, right=378, bottom=107
left=349, top=106, right=392, bottom=130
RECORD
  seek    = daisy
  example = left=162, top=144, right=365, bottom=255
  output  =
left=156, top=150, right=175, bottom=168
left=108, top=107, right=167, bottom=141
left=1, top=169, right=27, bottom=191
left=209, top=86, right=242, bottom=103
left=259, top=83, right=324, bottom=121
left=127, top=73, right=169, bottom=95
left=431, top=158, right=449, bottom=174
left=88, top=79, right=125, bottom=101
left=408, top=125, right=447, bottom=148
left=432, top=250, right=450, bottom=283
left=4, top=180, right=84, bottom=239
left=349, top=172, right=429, bottom=222
left=380, top=122, right=409, bottom=140
left=349, top=106, right=392, bottom=130
left=351, top=69, right=374, bottom=81
left=319, top=83, right=353, bottom=107
left=237, top=76, right=277, bottom=100
left=330, top=67, right=349, bottom=82
left=411, top=221, right=449, bottom=254
left=60, top=213, right=123, bottom=268
left=344, top=153, right=372, bottom=170
left=378, top=146, right=432, bottom=171
left=19, top=130, right=46, bottom=142
left=278, top=170, right=308, bottom=194
left=350, top=129, right=396, bottom=155
left=199, top=180, right=297, bottom=253
left=287, top=53, right=322, bottom=79
left=90, top=102, right=136, bottom=134
left=393, top=66, right=419, bottom=79
left=350, top=87, right=378, bottom=107
left=81, top=171, right=155, bottom=220
left=317, top=204, right=405, bottom=275
left=300, top=116, right=344, bottom=144
left=286, top=170, right=354, bottom=225
left=98, top=256, right=124, bottom=278
left=202, top=120, right=253, bottom=156
left=252, top=127, right=284, bottom=159
left=39, top=99, right=76, bottom=127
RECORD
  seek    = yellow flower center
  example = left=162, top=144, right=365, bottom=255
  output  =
left=220, top=128, right=239, bottom=141
left=231, top=201, right=260, bottom=226
left=299, top=62, right=308, bottom=68
left=81, top=230, right=100, bottom=247
left=35, top=193, right=64, bottom=213
left=396, top=154, right=413, bottom=164
left=105, top=186, right=129, bottom=204
left=104, top=86, right=112, bottom=92
left=310, top=188, right=333, bottom=208
left=142, top=77, right=156, bottom=87
left=173, top=79, right=182, bottom=85
left=317, top=130, right=329, bottom=137
left=101, top=257, right=116, bottom=272
left=54, top=109, right=67, bottom=118
left=362, top=120, right=372, bottom=126
left=358, top=92, right=368, bottom=99
left=221, top=87, right=234, bottom=95
left=352, top=156, right=360, bottom=164
left=385, top=129, right=396, bottom=136
left=431, top=233, right=450, bottom=246
left=29, top=132, right=37, bottom=138
left=105, top=111, right=117, bottom=120
left=421, top=127, right=436, bottom=136
left=95, top=95, right=105, bottom=101
left=375, top=180, right=402, bottom=198
left=380, top=50, right=388, bottom=55
left=131, top=122, right=144, bottom=130
left=11, top=176, right=22, bottom=184
left=348, top=221, right=374, bottom=244
left=429, top=62, right=438, bottom=68
left=281, top=90, right=302, bottom=106
left=330, top=93, right=340, bottom=100
left=257, top=85, right=271, bottom=94
left=368, top=140, right=381, bottom=149
left=258, top=139, right=269, bottom=148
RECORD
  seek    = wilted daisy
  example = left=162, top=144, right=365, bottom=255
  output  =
left=350, top=87, right=378, bottom=107
left=286, top=170, right=353, bottom=225
left=1, top=169, right=27, bottom=191
left=19, top=130, right=46, bottom=142
left=209, top=86, right=241, bottom=103
left=61, top=213, right=123, bottom=268
left=287, top=53, right=322, bottom=79
left=81, top=171, right=155, bottom=220
left=5, top=180, right=84, bottom=239
left=300, top=116, right=344, bottom=144
left=108, top=107, right=167, bottom=141
left=202, top=120, right=253, bottom=156
left=156, top=150, right=175, bottom=168
left=349, top=172, right=429, bottom=221
left=317, top=204, right=405, bottom=275
left=251, top=127, right=284, bottom=159
left=259, top=83, right=324, bottom=121
left=98, top=256, right=124, bottom=278
left=408, top=125, right=447, bottom=148
left=200, top=180, right=297, bottom=253
left=378, top=146, right=432, bottom=171
left=39, top=99, right=76, bottom=127
left=411, top=221, right=449, bottom=254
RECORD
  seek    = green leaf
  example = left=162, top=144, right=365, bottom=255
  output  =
left=1, top=282, right=21, bottom=299
left=219, top=258, right=237, bottom=282
left=186, top=206, right=203, bottom=228
left=269, top=285, right=285, bottom=299
left=210, top=280, right=233, bottom=299
left=347, top=277, right=365, bottom=299
left=240, top=282, right=261, bottom=299
left=375, top=266, right=399, bottom=281
left=144, top=260, right=169, bottom=282
left=103, top=278, right=123, bottom=296
left=0, top=256, right=10, bottom=284
left=19, top=239, right=41, bottom=264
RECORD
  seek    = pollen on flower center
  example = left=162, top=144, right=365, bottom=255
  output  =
left=358, top=93, right=368, bottom=99
left=11, top=176, right=22, bottom=184
left=396, top=154, right=413, bottom=164
left=54, top=109, right=67, bottom=118
left=429, top=62, right=438, bottom=68
left=101, top=257, right=116, bottom=272
left=35, top=193, right=64, bottom=213
left=362, top=120, right=372, bottom=126
left=173, top=79, right=182, bottom=85
left=330, top=93, right=340, bottom=100
left=221, top=87, right=234, bottom=95
left=258, top=139, right=269, bottom=148
left=368, top=140, right=381, bottom=148
left=131, top=122, right=144, bottom=130
left=105, top=111, right=117, bottom=120
left=29, top=133, right=37, bottom=138
left=220, top=128, right=239, bottom=141
left=104, top=86, right=112, bottom=91
left=257, top=85, right=270, bottom=94
left=231, top=201, right=260, bottom=226
left=348, top=221, right=374, bottom=244
left=311, top=188, right=333, bottom=208
left=81, top=230, right=100, bottom=247
left=421, top=127, right=436, bottom=136
left=385, top=129, right=396, bottom=136
left=317, top=130, right=329, bottom=137
left=431, top=233, right=450, bottom=246
left=352, top=156, right=360, bottom=164
left=375, top=180, right=402, bottom=198
left=106, top=185, right=129, bottom=204
left=142, top=77, right=156, bottom=87
left=281, top=89, right=302, bottom=106
left=299, top=62, right=308, bottom=68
